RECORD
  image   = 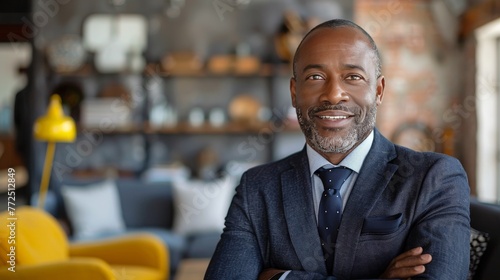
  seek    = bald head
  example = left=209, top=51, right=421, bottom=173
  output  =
left=292, top=19, right=382, bottom=78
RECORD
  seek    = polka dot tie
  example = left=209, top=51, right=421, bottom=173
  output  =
left=315, top=166, right=353, bottom=275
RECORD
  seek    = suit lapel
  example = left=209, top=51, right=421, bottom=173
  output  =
left=282, top=150, right=326, bottom=275
left=334, top=129, right=399, bottom=277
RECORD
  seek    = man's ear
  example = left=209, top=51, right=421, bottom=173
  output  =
left=290, top=77, right=297, bottom=108
left=376, top=76, right=385, bottom=106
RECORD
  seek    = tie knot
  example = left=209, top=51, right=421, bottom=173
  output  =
left=315, top=166, right=352, bottom=191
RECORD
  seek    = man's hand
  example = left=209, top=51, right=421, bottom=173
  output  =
left=380, top=247, right=432, bottom=279
left=259, top=268, right=286, bottom=280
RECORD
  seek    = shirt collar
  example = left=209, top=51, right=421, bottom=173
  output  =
left=307, top=130, right=374, bottom=176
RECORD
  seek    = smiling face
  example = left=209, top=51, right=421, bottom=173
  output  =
left=291, top=26, right=385, bottom=164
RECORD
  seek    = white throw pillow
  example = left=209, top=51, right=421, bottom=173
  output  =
left=172, top=176, right=235, bottom=235
left=61, top=180, right=126, bottom=239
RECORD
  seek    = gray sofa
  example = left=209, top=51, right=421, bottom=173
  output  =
left=470, top=198, right=500, bottom=280
left=40, top=178, right=221, bottom=276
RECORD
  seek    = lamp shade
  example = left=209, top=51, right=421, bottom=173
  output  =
left=34, top=94, right=76, bottom=142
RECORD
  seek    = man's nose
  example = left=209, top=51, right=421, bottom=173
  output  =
left=319, top=79, right=349, bottom=105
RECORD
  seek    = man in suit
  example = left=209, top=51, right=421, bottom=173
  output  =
left=205, top=19, right=470, bottom=279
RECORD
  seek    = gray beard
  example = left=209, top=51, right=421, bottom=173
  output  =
left=297, top=104, right=377, bottom=154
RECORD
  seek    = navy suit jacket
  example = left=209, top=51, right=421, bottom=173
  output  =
left=205, top=129, right=470, bottom=279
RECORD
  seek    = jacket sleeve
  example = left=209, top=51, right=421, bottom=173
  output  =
left=405, top=156, right=470, bottom=280
left=204, top=172, right=264, bottom=279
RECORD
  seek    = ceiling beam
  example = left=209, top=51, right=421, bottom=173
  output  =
left=461, top=0, right=500, bottom=38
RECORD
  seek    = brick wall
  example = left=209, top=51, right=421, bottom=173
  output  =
left=355, top=0, right=464, bottom=156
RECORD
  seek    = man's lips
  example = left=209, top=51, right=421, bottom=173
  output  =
left=317, top=115, right=349, bottom=120
left=313, top=110, right=355, bottom=128
left=314, top=110, right=355, bottom=119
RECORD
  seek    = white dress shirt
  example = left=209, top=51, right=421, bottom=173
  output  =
left=280, top=130, right=374, bottom=279
left=307, top=130, right=374, bottom=221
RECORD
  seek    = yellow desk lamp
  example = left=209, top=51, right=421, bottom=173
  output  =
left=33, top=94, right=76, bottom=209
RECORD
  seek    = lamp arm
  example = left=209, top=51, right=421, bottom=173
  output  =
left=38, top=142, right=56, bottom=209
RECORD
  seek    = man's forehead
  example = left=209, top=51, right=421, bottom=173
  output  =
left=302, top=41, right=370, bottom=52
left=296, top=38, right=376, bottom=65
left=297, top=26, right=374, bottom=55
left=292, top=25, right=379, bottom=76
left=301, top=27, right=371, bottom=50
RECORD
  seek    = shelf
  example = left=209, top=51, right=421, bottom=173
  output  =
left=144, top=121, right=300, bottom=135
left=31, top=2, right=308, bottom=185
left=50, top=63, right=292, bottom=79
left=144, top=63, right=292, bottom=78
left=48, top=64, right=141, bottom=78
left=78, top=121, right=301, bottom=135
left=78, top=124, right=144, bottom=134
left=145, top=121, right=270, bottom=134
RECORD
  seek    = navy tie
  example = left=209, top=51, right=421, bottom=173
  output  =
left=315, top=166, right=352, bottom=275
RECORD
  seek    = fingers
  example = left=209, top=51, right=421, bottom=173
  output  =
left=259, top=268, right=286, bottom=280
left=386, top=263, right=426, bottom=278
left=392, top=247, right=423, bottom=262
left=380, top=247, right=432, bottom=279
left=391, top=247, right=432, bottom=270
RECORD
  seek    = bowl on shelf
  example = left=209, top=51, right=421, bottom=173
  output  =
left=228, top=95, right=262, bottom=125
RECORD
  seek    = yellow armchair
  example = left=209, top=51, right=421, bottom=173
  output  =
left=0, top=206, right=168, bottom=280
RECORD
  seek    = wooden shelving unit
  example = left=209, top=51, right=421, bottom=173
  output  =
left=42, top=58, right=298, bottom=178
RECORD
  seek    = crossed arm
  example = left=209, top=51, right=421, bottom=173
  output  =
left=260, top=247, right=432, bottom=280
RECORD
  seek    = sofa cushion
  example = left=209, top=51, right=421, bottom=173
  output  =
left=172, top=176, right=234, bottom=235
left=43, top=178, right=175, bottom=231
left=469, top=227, right=489, bottom=280
left=61, top=180, right=126, bottom=239
left=116, top=180, right=174, bottom=229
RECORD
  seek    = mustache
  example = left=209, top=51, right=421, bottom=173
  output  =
left=307, top=104, right=360, bottom=117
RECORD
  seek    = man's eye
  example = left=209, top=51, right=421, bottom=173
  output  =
left=307, top=75, right=324, bottom=80
left=346, top=75, right=362, bottom=80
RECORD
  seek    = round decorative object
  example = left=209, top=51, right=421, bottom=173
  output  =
left=209, top=108, right=226, bottom=127
left=188, top=107, right=205, bottom=127
left=228, top=95, right=262, bottom=124
left=46, top=35, right=86, bottom=73
left=161, top=52, right=203, bottom=75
